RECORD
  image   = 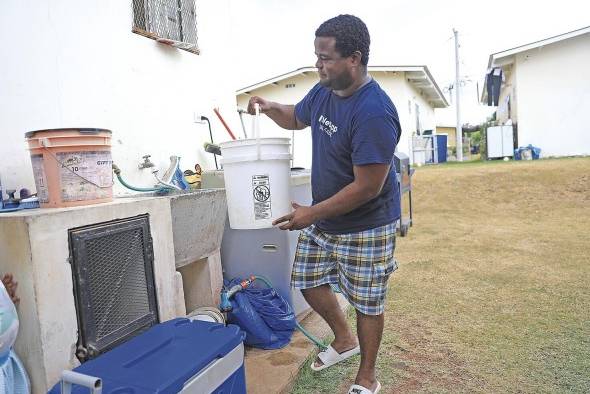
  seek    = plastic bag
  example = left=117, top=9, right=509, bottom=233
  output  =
left=0, top=281, right=30, bottom=394
left=0, top=282, right=18, bottom=359
left=225, top=278, right=296, bottom=350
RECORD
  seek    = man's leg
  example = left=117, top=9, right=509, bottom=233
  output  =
left=302, top=284, right=358, bottom=367
left=354, top=310, right=384, bottom=391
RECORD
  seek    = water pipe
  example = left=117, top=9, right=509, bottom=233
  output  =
left=220, top=274, right=329, bottom=351
left=200, top=116, right=218, bottom=170
left=112, top=164, right=173, bottom=193
left=237, top=108, right=249, bottom=139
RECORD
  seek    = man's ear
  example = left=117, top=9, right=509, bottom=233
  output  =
left=350, top=50, right=363, bottom=66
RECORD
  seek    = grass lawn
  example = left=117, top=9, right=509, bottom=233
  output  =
left=291, top=157, right=590, bottom=393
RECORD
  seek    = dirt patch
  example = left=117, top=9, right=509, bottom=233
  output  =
left=383, top=319, right=481, bottom=394
left=268, top=351, right=299, bottom=366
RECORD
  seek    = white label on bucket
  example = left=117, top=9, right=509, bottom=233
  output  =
left=31, top=154, right=50, bottom=203
left=252, top=174, right=272, bottom=220
left=57, top=151, right=113, bottom=202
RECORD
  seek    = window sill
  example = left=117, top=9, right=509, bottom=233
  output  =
left=132, top=27, right=200, bottom=55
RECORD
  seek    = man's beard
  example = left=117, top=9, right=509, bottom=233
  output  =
left=320, top=70, right=354, bottom=91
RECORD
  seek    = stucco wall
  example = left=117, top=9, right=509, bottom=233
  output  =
left=0, top=0, right=241, bottom=196
left=236, top=70, right=438, bottom=167
left=514, top=33, right=590, bottom=156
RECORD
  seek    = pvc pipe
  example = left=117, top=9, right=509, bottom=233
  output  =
left=61, top=370, right=102, bottom=394
left=213, top=108, right=237, bottom=140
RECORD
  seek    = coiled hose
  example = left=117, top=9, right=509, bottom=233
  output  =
left=222, top=274, right=328, bottom=351
left=254, top=275, right=328, bottom=351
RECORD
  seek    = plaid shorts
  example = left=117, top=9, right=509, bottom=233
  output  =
left=291, top=222, right=397, bottom=315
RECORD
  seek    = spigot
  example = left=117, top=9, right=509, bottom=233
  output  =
left=219, top=276, right=256, bottom=312
left=138, top=155, right=155, bottom=169
left=219, top=290, right=233, bottom=312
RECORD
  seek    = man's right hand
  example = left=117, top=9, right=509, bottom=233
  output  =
left=246, top=97, right=305, bottom=131
left=247, top=96, right=273, bottom=115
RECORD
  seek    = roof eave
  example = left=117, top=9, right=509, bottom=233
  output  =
left=237, top=65, right=449, bottom=108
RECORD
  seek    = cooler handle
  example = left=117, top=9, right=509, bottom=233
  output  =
left=60, top=370, right=102, bottom=394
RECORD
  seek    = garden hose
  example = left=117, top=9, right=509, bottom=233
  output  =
left=222, top=274, right=328, bottom=351
left=112, top=164, right=173, bottom=193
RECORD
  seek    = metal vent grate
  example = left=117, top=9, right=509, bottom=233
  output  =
left=69, top=214, right=159, bottom=361
left=132, top=0, right=199, bottom=53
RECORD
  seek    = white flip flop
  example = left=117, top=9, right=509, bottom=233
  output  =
left=310, top=345, right=360, bottom=371
left=348, top=381, right=381, bottom=394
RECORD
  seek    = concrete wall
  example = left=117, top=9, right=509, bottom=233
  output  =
left=0, top=198, right=180, bottom=393
left=513, top=33, right=590, bottom=156
left=236, top=70, right=438, bottom=167
left=0, top=0, right=241, bottom=197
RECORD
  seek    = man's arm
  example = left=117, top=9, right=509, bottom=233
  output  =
left=273, top=163, right=390, bottom=230
left=247, top=96, right=307, bottom=130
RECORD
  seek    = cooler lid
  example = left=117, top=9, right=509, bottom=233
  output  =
left=25, top=128, right=112, bottom=138
left=49, top=318, right=244, bottom=393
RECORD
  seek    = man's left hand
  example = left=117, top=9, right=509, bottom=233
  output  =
left=272, top=202, right=317, bottom=230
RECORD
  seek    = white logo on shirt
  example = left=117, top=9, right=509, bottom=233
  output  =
left=318, top=114, right=338, bottom=137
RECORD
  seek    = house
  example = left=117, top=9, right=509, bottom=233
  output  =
left=481, top=26, right=590, bottom=157
left=236, top=66, right=448, bottom=166
left=435, top=124, right=458, bottom=149
left=0, top=0, right=242, bottom=195
left=0, top=2, right=240, bottom=392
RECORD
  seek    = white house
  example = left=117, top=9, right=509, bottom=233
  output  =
left=0, top=0, right=242, bottom=196
left=236, top=66, right=448, bottom=167
left=481, top=26, right=590, bottom=157
left=0, top=2, right=242, bottom=392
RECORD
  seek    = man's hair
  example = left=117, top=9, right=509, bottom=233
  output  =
left=315, top=14, right=370, bottom=66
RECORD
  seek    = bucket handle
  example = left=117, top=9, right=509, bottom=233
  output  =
left=254, top=103, right=261, bottom=161
left=39, top=140, right=113, bottom=189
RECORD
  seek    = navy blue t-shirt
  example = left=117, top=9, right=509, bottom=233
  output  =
left=295, top=79, right=401, bottom=233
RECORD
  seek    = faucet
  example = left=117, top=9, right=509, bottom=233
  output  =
left=138, top=155, right=155, bottom=170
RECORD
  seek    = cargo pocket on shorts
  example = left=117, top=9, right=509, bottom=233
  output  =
left=368, top=257, right=396, bottom=309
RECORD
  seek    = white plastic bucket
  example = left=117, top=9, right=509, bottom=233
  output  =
left=219, top=138, right=291, bottom=229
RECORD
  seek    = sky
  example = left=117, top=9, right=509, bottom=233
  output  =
left=229, top=0, right=590, bottom=124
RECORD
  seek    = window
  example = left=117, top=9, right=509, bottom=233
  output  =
left=132, top=0, right=199, bottom=54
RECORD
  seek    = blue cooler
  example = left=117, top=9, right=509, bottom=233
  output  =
left=49, top=318, right=246, bottom=394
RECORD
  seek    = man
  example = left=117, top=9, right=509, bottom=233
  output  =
left=247, top=14, right=400, bottom=394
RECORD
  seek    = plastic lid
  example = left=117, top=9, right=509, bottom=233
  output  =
left=48, top=318, right=245, bottom=393
left=25, top=128, right=112, bottom=138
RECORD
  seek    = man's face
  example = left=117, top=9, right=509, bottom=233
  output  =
left=314, top=37, right=354, bottom=91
